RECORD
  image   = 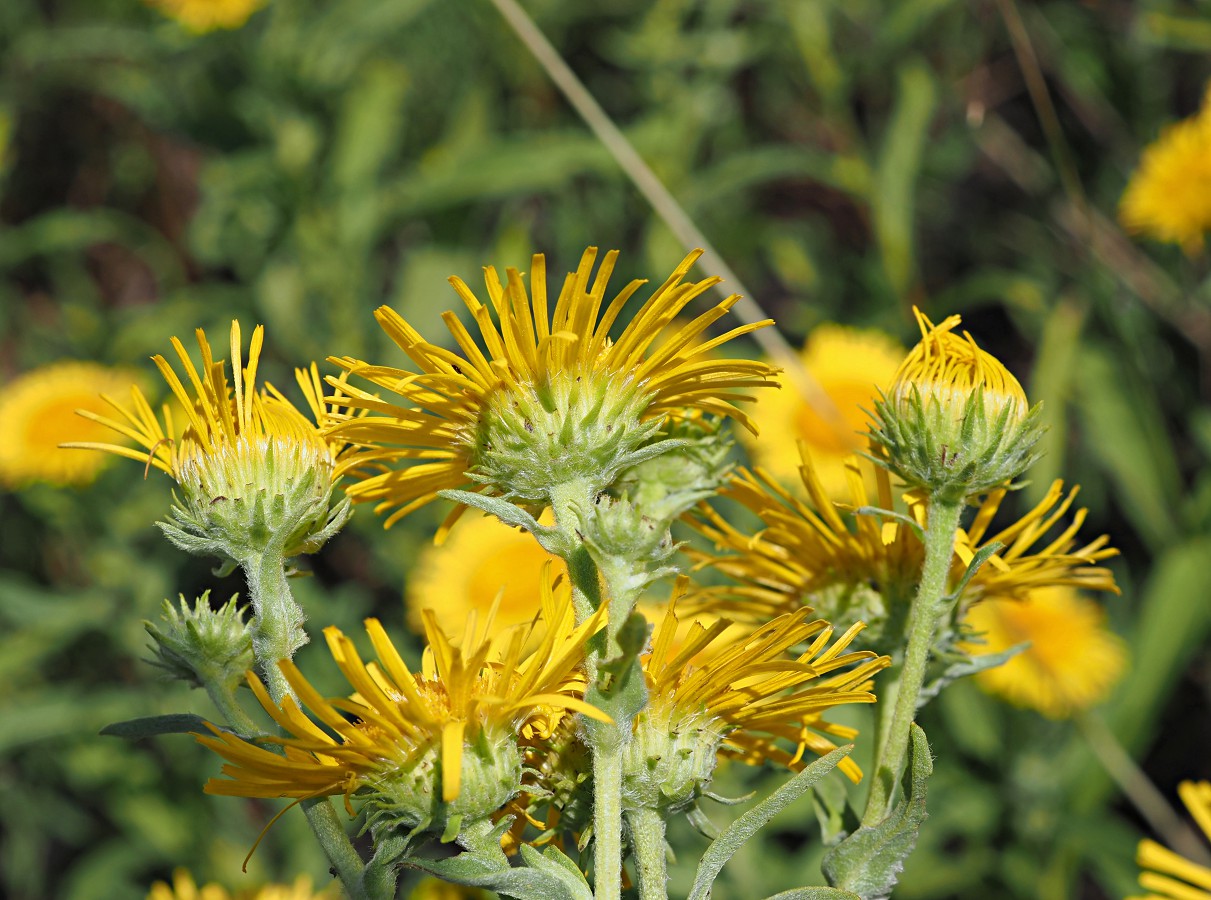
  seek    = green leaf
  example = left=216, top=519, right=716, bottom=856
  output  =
left=407, top=841, right=593, bottom=900
left=943, top=540, right=1004, bottom=603
left=436, top=490, right=561, bottom=553
left=822, top=725, right=932, bottom=900
left=873, top=59, right=937, bottom=297
left=917, top=643, right=1025, bottom=707
left=763, top=890, right=863, bottom=900
left=687, top=745, right=853, bottom=900
left=100, top=714, right=216, bottom=740
left=1073, top=344, right=1181, bottom=549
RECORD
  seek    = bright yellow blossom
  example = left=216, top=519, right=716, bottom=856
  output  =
left=1120, top=87, right=1211, bottom=253
left=1130, top=781, right=1211, bottom=899
left=406, top=510, right=565, bottom=640
left=0, top=361, right=136, bottom=488
left=328, top=247, right=777, bottom=529
left=686, top=447, right=1117, bottom=645
left=145, top=0, right=267, bottom=32
left=147, top=869, right=338, bottom=900
left=198, top=570, right=607, bottom=827
left=65, top=322, right=354, bottom=560
left=963, top=586, right=1127, bottom=719
left=636, top=588, right=889, bottom=787
left=741, top=324, right=903, bottom=499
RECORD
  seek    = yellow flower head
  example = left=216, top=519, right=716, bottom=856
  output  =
left=405, top=510, right=565, bottom=640
left=741, top=324, right=903, bottom=499
left=872, top=309, right=1040, bottom=500
left=962, top=586, right=1127, bottom=719
left=685, top=447, right=1118, bottom=654
left=197, top=569, right=608, bottom=835
left=889, top=309, right=1027, bottom=423
left=145, top=0, right=267, bottom=33
left=620, top=582, right=889, bottom=814
left=329, top=247, right=777, bottom=528
left=65, top=322, right=354, bottom=560
left=147, top=869, right=338, bottom=900
left=1130, top=782, right=1211, bottom=900
left=1120, top=87, right=1211, bottom=253
left=0, top=361, right=137, bottom=488
left=407, top=879, right=491, bottom=900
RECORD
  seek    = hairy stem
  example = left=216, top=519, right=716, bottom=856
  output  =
left=549, top=478, right=628, bottom=900
left=204, top=680, right=259, bottom=738
left=862, top=498, right=962, bottom=825
left=627, top=807, right=669, bottom=900
left=241, top=550, right=371, bottom=898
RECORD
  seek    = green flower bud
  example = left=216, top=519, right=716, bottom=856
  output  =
left=364, top=726, right=523, bottom=840
left=145, top=592, right=253, bottom=690
left=622, top=705, right=725, bottom=814
left=471, top=373, right=665, bottom=503
left=869, top=309, right=1044, bottom=501
left=613, top=417, right=734, bottom=522
left=160, top=435, right=351, bottom=564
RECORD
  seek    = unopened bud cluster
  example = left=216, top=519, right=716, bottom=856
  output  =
left=145, top=593, right=253, bottom=690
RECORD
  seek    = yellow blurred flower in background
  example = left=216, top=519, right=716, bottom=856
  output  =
left=0, top=361, right=135, bottom=488
left=406, top=510, right=565, bottom=639
left=147, top=869, right=338, bottom=900
left=963, top=586, right=1127, bottom=719
left=407, top=878, right=491, bottom=900
left=145, top=0, right=267, bottom=33
left=1120, top=86, right=1211, bottom=253
left=742, top=324, right=902, bottom=499
left=1130, top=781, right=1211, bottom=900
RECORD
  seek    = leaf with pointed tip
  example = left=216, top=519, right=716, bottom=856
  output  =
left=763, top=890, right=862, bottom=900
left=437, top=490, right=562, bottom=553
left=687, top=745, right=852, bottom=900
left=822, top=725, right=933, bottom=900
left=101, top=714, right=247, bottom=740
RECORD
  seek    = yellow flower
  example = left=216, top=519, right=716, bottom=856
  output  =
left=1130, top=782, right=1211, bottom=899
left=407, top=879, right=490, bottom=900
left=1120, top=88, right=1211, bottom=253
left=872, top=308, right=1040, bottom=500
left=624, top=585, right=889, bottom=811
left=686, top=448, right=1118, bottom=649
left=0, top=361, right=136, bottom=488
left=64, top=322, right=353, bottom=560
left=147, top=869, right=338, bottom=900
left=145, top=0, right=267, bottom=32
left=406, top=510, right=565, bottom=640
left=329, top=247, right=777, bottom=528
left=888, top=309, right=1027, bottom=424
left=197, top=570, right=608, bottom=832
left=741, top=324, right=903, bottom=499
left=962, top=586, right=1127, bottom=719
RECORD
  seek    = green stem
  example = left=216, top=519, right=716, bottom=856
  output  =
left=240, top=550, right=372, bottom=898
left=243, top=546, right=306, bottom=704
left=549, top=479, right=627, bottom=900
left=862, top=498, right=963, bottom=826
left=1077, top=713, right=1211, bottom=867
left=627, top=807, right=669, bottom=900
left=204, top=680, right=259, bottom=738
left=593, top=733, right=626, bottom=900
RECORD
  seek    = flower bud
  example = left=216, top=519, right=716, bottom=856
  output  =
left=611, top=417, right=734, bottom=522
left=870, top=309, right=1043, bottom=501
left=144, top=592, right=253, bottom=690
left=365, top=726, right=523, bottom=839
left=161, top=433, right=351, bottom=564
left=622, top=704, right=726, bottom=814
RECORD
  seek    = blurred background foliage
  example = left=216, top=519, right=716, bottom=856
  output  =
left=2, top=0, right=1211, bottom=898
